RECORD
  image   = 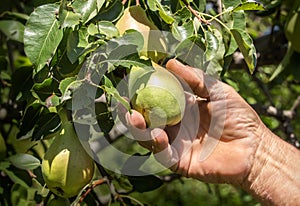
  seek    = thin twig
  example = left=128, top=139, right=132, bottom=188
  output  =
left=78, top=178, right=107, bottom=204
left=290, top=95, right=300, bottom=116
left=182, top=0, right=210, bottom=25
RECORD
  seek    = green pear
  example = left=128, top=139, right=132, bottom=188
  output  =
left=129, top=63, right=186, bottom=128
left=42, top=121, right=94, bottom=198
left=116, top=5, right=167, bottom=63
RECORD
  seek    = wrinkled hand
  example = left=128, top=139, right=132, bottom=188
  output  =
left=120, top=59, right=265, bottom=186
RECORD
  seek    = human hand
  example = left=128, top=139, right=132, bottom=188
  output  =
left=121, top=59, right=266, bottom=186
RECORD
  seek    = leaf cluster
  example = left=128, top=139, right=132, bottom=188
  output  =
left=0, top=0, right=299, bottom=205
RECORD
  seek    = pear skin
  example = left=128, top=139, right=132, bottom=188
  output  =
left=116, top=6, right=167, bottom=63
left=42, top=121, right=94, bottom=198
left=129, top=63, right=186, bottom=128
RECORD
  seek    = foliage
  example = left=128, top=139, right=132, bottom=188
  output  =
left=0, top=0, right=300, bottom=205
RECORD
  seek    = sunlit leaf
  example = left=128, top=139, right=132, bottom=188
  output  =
left=72, top=0, right=105, bottom=24
left=102, top=84, right=131, bottom=113
left=232, top=1, right=265, bottom=12
left=204, top=30, right=219, bottom=61
left=205, top=29, right=225, bottom=77
left=230, top=28, right=257, bottom=73
left=87, top=21, right=119, bottom=38
left=58, top=0, right=81, bottom=29
left=32, top=78, right=61, bottom=101
left=60, top=78, right=83, bottom=102
left=24, top=4, right=63, bottom=73
left=171, top=20, right=194, bottom=41
left=175, top=36, right=205, bottom=68
left=148, top=0, right=174, bottom=24
left=0, top=20, right=24, bottom=42
left=8, top=153, right=41, bottom=170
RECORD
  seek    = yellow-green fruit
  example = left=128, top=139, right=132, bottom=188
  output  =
left=115, top=6, right=167, bottom=63
left=285, top=11, right=300, bottom=52
left=129, top=63, right=186, bottom=128
left=47, top=197, right=70, bottom=206
left=42, top=122, right=94, bottom=198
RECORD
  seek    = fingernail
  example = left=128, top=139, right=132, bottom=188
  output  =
left=125, top=112, right=131, bottom=126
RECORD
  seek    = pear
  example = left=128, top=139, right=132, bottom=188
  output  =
left=116, top=6, right=167, bottom=63
left=128, top=63, right=186, bottom=128
left=41, top=121, right=94, bottom=198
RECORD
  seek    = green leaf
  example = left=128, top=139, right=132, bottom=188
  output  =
left=32, top=78, right=61, bottom=101
left=8, top=153, right=41, bottom=170
left=205, top=29, right=225, bottom=77
left=223, top=0, right=241, bottom=8
left=72, top=0, right=105, bottom=24
left=87, top=21, right=119, bottom=38
left=171, top=20, right=194, bottom=41
left=95, top=102, right=114, bottom=134
left=11, top=66, right=34, bottom=100
left=232, top=1, right=265, bottom=12
left=149, top=0, right=175, bottom=24
left=58, top=0, right=81, bottom=29
left=3, top=169, right=29, bottom=188
left=0, top=20, right=24, bottom=42
left=59, top=76, right=75, bottom=95
left=175, top=36, right=205, bottom=68
left=59, top=76, right=79, bottom=99
left=157, top=5, right=175, bottom=24
left=230, top=28, right=257, bottom=73
left=17, top=103, right=49, bottom=139
left=67, top=29, right=89, bottom=64
left=204, top=30, right=219, bottom=61
left=102, top=84, right=131, bottom=113
left=24, top=4, right=63, bottom=73
left=96, top=1, right=123, bottom=22
left=128, top=175, right=163, bottom=192
left=0, top=11, right=29, bottom=21
left=32, top=112, right=61, bottom=140
left=269, top=45, right=293, bottom=81
left=0, top=161, right=11, bottom=170
left=173, top=7, right=192, bottom=23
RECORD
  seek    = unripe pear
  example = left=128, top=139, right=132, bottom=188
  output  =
left=129, top=63, right=186, bottom=128
left=116, top=6, right=167, bottom=63
left=41, top=121, right=94, bottom=198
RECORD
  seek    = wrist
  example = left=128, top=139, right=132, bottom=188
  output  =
left=242, top=126, right=300, bottom=205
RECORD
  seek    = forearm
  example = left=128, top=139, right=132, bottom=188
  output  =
left=243, top=126, right=300, bottom=205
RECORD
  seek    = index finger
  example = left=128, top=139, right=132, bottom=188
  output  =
left=166, top=59, right=209, bottom=98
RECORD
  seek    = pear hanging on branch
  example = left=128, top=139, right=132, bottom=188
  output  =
left=41, top=121, right=95, bottom=198
left=116, top=5, right=168, bottom=63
